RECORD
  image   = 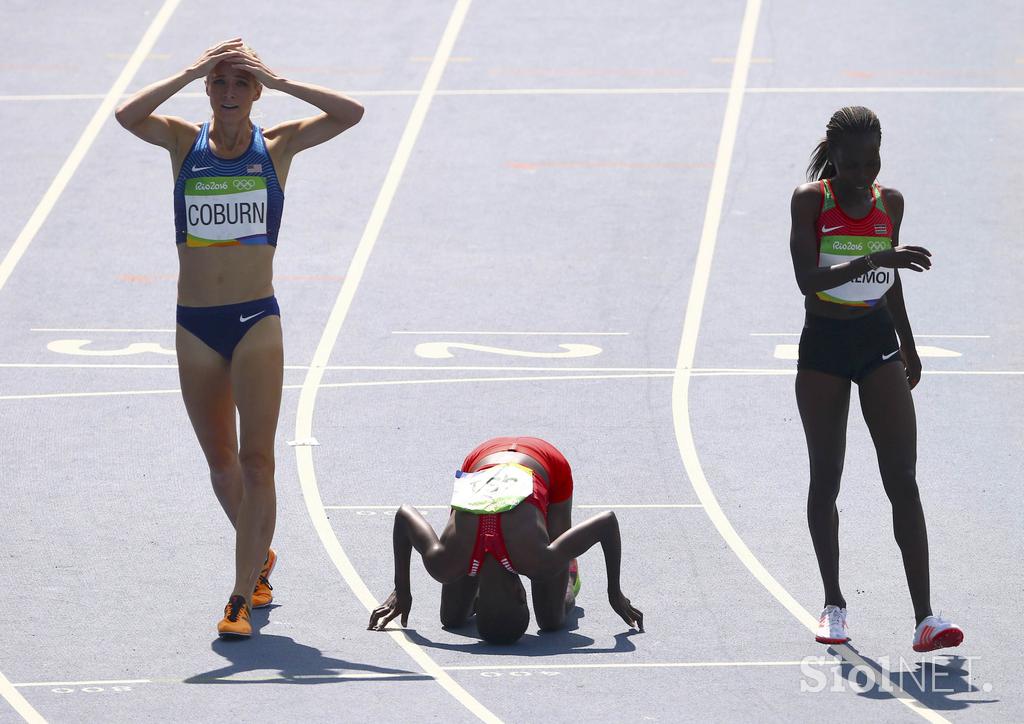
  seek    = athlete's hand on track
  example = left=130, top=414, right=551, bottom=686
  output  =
left=871, top=246, right=932, bottom=272
left=368, top=589, right=412, bottom=630
left=187, top=38, right=247, bottom=80
left=902, top=346, right=923, bottom=389
left=608, top=589, right=644, bottom=632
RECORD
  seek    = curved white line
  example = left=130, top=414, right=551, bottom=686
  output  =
left=670, top=1, right=947, bottom=722
left=290, top=2, right=499, bottom=722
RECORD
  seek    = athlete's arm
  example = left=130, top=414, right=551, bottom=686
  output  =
left=233, top=55, right=364, bottom=160
left=114, top=38, right=245, bottom=152
left=791, top=184, right=877, bottom=294
left=789, top=184, right=932, bottom=295
left=880, top=190, right=924, bottom=389
left=538, top=512, right=643, bottom=631
left=368, top=505, right=464, bottom=630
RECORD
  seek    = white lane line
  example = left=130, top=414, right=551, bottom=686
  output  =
left=290, top=3, right=499, bottom=723
left=0, top=388, right=182, bottom=401
left=0, top=364, right=182, bottom=369
left=14, top=680, right=150, bottom=688
left=443, top=661, right=804, bottom=671
left=3, top=86, right=1023, bottom=104
left=324, top=504, right=704, bottom=510
left=1, top=6, right=182, bottom=722
left=747, top=86, right=1024, bottom=93
left=198, top=672, right=409, bottom=682
left=0, top=0, right=181, bottom=296
left=0, top=670, right=44, bottom=724
left=391, top=331, right=630, bottom=335
left=0, top=90, right=419, bottom=102
left=669, top=2, right=948, bottom=723
left=29, top=328, right=175, bottom=333
left=317, top=372, right=673, bottom=390
left=750, top=333, right=991, bottom=339
left=2, top=362, right=1020, bottom=374
left=327, top=365, right=670, bottom=371
left=3, top=369, right=1020, bottom=402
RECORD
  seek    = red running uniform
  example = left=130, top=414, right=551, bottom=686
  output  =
left=460, top=437, right=574, bottom=576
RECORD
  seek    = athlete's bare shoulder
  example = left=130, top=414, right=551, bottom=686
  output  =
left=791, top=180, right=823, bottom=218
left=880, top=185, right=904, bottom=207
left=792, top=180, right=822, bottom=202
left=880, top=185, right=905, bottom=225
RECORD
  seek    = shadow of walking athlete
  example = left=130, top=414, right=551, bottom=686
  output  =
left=368, top=437, right=643, bottom=644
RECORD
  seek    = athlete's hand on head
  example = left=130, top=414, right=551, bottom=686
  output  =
left=902, top=346, right=923, bottom=389
left=230, top=53, right=282, bottom=90
left=187, top=38, right=246, bottom=80
left=608, top=589, right=644, bottom=632
left=368, top=589, right=412, bottom=631
left=872, top=246, right=932, bottom=272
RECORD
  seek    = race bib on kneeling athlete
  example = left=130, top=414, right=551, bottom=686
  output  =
left=451, top=463, right=535, bottom=514
left=185, top=176, right=269, bottom=247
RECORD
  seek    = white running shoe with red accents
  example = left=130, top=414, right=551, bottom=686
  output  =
left=913, top=615, right=964, bottom=652
left=815, top=605, right=850, bottom=644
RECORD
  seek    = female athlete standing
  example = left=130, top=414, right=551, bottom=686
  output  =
left=116, top=38, right=363, bottom=637
left=789, top=106, right=963, bottom=652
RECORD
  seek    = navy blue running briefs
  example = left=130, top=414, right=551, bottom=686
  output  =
left=176, top=295, right=280, bottom=360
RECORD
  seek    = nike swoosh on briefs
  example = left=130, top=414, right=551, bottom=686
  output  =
left=240, top=311, right=266, bottom=323
left=821, top=224, right=844, bottom=233
left=882, top=349, right=900, bottom=360
left=192, top=165, right=213, bottom=172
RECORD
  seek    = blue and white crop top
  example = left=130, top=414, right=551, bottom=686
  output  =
left=173, top=122, right=284, bottom=247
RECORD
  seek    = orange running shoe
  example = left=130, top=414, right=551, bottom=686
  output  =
left=217, top=594, right=251, bottom=638
left=252, top=549, right=277, bottom=609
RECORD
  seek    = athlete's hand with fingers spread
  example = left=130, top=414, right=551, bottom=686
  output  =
left=871, top=246, right=932, bottom=272
left=187, top=38, right=246, bottom=80
left=230, top=53, right=283, bottom=90
left=902, top=346, right=923, bottom=389
left=608, top=589, right=644, bottom=632
left=368, top=589, right=412, bottom=631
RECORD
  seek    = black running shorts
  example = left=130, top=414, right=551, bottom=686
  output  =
left=797, top=306, right=902, bottom=383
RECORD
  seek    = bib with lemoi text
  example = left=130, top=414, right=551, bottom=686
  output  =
left=451, top=463, right=535, bottom=514
left=184, top=176, right=269, bottom=247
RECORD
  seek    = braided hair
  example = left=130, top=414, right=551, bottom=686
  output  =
left=806, top=106, right=882, bottom=181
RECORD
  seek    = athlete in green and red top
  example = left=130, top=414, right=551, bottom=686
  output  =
left=814, top=179, right=895, bottom=308
left=789, top=106, right=963, bottom=653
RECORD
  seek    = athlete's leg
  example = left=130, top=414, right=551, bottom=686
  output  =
left=176, top=325, right=242, bottom=523
left=858, top=361, right=932, bottom=624
left=440, top=576, right=480, bottom=628
left=796, top=370, right=852, bottom=609
left=229, top=315, right=284, bottom=602
left=531, top=497, right=573, bottom=630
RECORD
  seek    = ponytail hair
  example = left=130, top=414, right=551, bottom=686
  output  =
left=806, top=106, right=882, bottom=181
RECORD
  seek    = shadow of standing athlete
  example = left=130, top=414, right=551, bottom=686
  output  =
left=186, top=610, right=424, bottom=685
